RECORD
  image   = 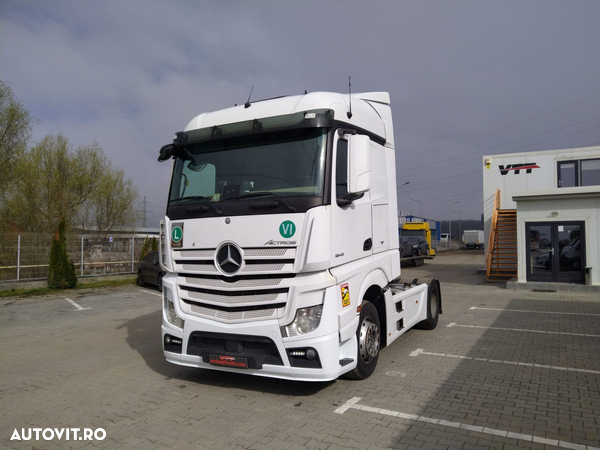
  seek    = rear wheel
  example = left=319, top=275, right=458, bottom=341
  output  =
left=346, top=301, right=381, bottom=380
left=415, top=279, right=440, bottom=330
left=137, top=269, right=144, bottom=286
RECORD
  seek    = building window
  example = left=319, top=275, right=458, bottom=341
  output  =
left=581, top=158, right=600, bottom=186
left=557, top=158, right=600, bottom=187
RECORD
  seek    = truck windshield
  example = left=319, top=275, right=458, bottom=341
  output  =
left=168, top=128, right=327, bottom=209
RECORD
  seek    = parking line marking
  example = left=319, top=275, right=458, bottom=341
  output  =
left=447, top=322, right=600, bottom=338
left=470, top=306, right=600, bottom=317
left=334, top=400, right=600, bottom=450
left=139, top=289, right=161, bottom=297
left=334, top=396, right=361, bottom=414
left=334, top=397, right=599, bottom=450
left=64, top=298, right=91, bottom=311
left=409, top=348, right=600, bottom=375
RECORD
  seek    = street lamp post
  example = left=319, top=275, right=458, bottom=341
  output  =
left=449, top=201, right=460, bottom=250
left=453, top=210, right=461, bottom=249
left=411, top=199, right=422, bottom=218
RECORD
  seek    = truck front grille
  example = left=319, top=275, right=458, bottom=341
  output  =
left=189, top=304, right=279, bottom=321
left=174, top=246, right=296, bottom=323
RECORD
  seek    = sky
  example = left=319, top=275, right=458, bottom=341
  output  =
left=1, top=0, right=599, bottom=227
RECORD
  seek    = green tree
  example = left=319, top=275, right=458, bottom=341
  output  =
left=0, top=80, right=34, bottom=228
left=151, top=237, right=158, bottom=252
left=139, top=238, right=151, bottom=261
left=0, top=80, right=139, bottom=234
left=5, top=133, right=138, bottom=233
left=48, top=218, right=77, bottom=289
left=89, top=165, right=139, bottom=232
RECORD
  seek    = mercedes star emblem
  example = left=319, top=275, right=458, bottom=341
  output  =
left=216, top=243, right=243, bottom=275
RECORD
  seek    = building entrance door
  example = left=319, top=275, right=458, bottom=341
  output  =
left=526, top=222, right=585, bottom=283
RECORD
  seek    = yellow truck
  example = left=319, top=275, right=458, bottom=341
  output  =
left=401, top=222, right=436, bottom=258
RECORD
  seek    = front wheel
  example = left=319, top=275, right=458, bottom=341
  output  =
left=157, top=273, right=163, bottom=291
left=137, top=269, right=144, bottom=286
left=346, top=301, right=381, bottom=380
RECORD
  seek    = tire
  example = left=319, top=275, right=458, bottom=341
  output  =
left=137, top=269, right=144, bottom=286
left=346, top=301, right=381, bottom=380
left=415, top=279, right=441, bottom=330
left=157, top=273, right=163, bottom=291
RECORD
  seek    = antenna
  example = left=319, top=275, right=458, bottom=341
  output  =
left=244, top=86, right=254, bottom=108
left=347, top=77, right=352, bottom=119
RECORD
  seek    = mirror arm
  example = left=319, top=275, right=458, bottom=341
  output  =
left=337, top=128, right=356, bottom=137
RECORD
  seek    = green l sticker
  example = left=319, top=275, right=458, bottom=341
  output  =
left=172, top=226, right=183, bottom=243
left=279, top=221, right=296, bottom=238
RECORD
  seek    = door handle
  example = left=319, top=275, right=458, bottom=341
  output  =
left=549, top=248, right=554, bottom=255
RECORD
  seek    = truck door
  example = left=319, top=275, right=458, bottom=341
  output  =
left=331, top=132, right=372, bottom=266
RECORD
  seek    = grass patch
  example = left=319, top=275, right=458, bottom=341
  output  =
left=0, top=278, right=136, bottom=299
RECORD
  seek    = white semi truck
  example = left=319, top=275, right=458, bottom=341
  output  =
left=157, top=91, right=441, bottom=381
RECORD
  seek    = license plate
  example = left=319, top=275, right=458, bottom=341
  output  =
left=209, top=354, right=248, bottom=369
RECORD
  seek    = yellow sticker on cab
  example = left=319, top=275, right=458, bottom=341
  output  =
left=341, top=283, right=350, bottom=307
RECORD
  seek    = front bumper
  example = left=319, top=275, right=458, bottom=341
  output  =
left=161, top=276, right=357, bottom=382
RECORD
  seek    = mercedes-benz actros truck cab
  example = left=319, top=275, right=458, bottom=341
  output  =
left=158, top=91, right=441, bottom=381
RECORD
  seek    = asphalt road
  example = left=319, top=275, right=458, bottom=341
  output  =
left=1, top=252, right=599, bottom=450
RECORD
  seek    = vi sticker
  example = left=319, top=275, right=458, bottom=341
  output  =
left=279, top=220, right=296, bottom=238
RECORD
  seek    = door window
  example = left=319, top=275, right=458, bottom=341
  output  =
left=526, top=222, right=585, bottom=283
left=557, top=162, right=577, bottom=188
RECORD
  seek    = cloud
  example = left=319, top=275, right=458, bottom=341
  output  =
left=1, top=0, right=599, bottom=222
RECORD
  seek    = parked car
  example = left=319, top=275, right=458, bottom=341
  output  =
left=559, top=237, right=582, bottom=270
left=137, top=251, right=164, bottom=290
left=536, top=253, right=551, bottom=269
left=400, top=236, right=428, bottom=257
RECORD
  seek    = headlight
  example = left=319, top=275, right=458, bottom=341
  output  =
left=164, top=287, right=184, bottom=329
left=285, top=305, right=323, bottom=337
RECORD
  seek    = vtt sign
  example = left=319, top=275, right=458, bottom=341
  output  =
left=499, top=162, right=540, bottom=175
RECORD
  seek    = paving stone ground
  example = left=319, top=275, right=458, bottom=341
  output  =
left=1, top=251, right=599, bottom=450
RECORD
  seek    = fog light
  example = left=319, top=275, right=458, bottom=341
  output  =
left=286, top=347, right=321, bottom=369
left=164, top=334, right=182, bottom=354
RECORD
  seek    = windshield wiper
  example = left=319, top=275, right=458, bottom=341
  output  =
left=171, top=196, right=223, bottom=215
left=222, top=192, right=296, bottom=212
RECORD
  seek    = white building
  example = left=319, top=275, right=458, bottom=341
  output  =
left=483, top=146, right=600, bottom=288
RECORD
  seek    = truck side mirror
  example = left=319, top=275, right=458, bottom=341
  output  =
left=347, top=135, right=371, bottom=194
left=158, top=144, right=175, bottom=162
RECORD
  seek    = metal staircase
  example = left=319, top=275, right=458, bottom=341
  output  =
left=486, top=190, right=518, bottom=281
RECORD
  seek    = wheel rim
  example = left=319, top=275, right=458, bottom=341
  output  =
left=359, top=316, right=380, bottom=364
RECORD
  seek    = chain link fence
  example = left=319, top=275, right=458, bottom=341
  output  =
left=0, top=233, right=156, bottom=282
